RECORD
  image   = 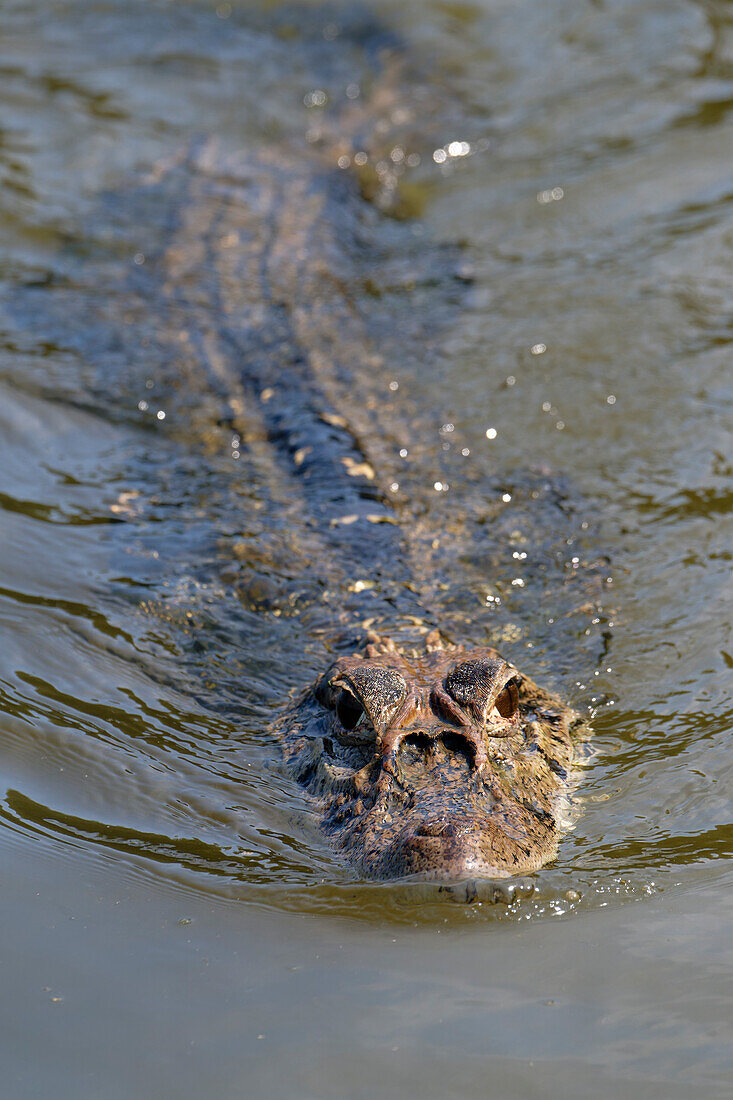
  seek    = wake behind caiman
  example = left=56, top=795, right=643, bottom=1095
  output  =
left=13, top=47, right=601, bottom=884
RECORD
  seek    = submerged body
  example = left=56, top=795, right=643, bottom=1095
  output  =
left=129, top=138, right=587, bottom=882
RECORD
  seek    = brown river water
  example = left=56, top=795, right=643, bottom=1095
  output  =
left=1, top=1, right=732, bottom=1096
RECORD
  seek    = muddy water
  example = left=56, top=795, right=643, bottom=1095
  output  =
left=1, top=1, right=732, bottom=1096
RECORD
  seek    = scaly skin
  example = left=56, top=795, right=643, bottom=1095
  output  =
left=276, top=630, right=580, bottom=881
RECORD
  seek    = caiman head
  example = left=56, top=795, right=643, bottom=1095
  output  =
left=279, top=631, right=579, bottom=881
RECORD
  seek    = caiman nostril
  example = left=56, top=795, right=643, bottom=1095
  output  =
left=441, top=729, right=480, bottom=765
left=397, top=731, right=432, bottom=754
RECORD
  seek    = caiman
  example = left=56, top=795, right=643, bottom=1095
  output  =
left=11, top=13, right=596, bottom=885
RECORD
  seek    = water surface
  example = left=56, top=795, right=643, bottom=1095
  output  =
left=0, top=1, right=731, bottom=1096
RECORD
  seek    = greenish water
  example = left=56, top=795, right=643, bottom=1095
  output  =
left=0, top=1, right=731, bottom=1096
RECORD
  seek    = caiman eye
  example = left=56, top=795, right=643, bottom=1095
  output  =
left=445, top=657, right=519, bottom=726
left=325, top=665, right=406, bottom=743
left=336, top=689, right=364, bottom=731
left=495, top=679, right=519, bottom=719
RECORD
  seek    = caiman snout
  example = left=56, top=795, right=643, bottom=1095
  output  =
left=381, top=814, right=509, bottom=880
